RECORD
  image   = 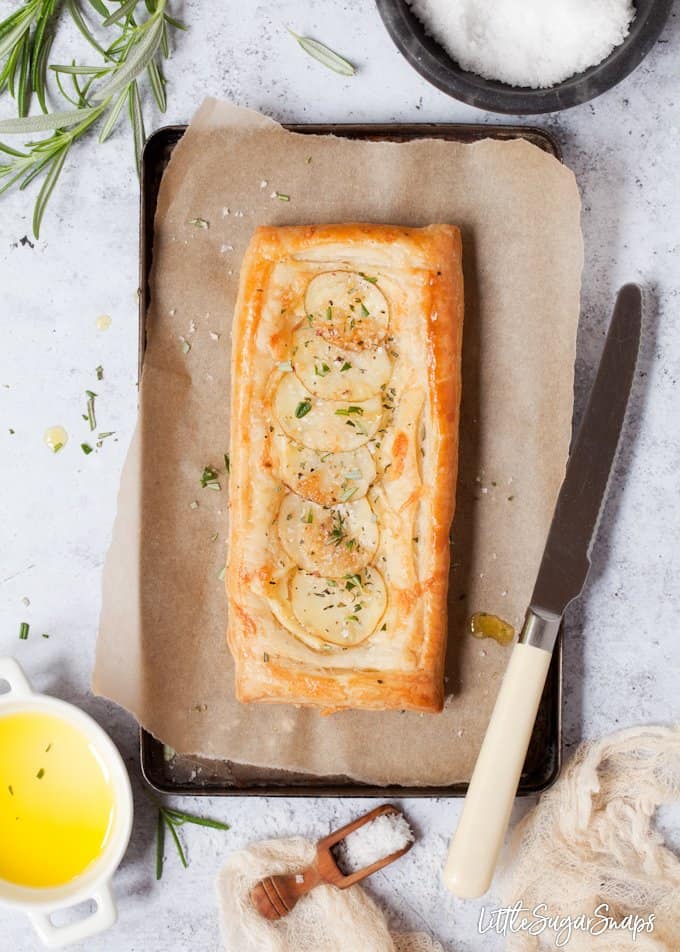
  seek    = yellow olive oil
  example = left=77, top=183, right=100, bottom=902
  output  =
left=0, top=711, right=115, bottom=888
left=470, top=611, right=515, bottom=646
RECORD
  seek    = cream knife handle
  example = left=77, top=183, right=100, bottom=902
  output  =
left=444, top=638, right=554, bottom=899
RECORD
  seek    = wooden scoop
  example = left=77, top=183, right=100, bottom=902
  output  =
left=250, top=804, right=412, bottom=920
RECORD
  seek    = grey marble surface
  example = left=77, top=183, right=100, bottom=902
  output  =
left=1, top=2, right=678, bottom=950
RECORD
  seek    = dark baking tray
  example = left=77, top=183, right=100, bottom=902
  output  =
left=139, top=122, right=563, bottom=798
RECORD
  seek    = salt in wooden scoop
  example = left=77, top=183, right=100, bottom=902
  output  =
left=250, top=804, right=413, bottom=920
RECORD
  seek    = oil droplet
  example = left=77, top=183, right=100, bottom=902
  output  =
left=470, top=612, right=514, bottom=646
left=44, top=426, right=68, bottom=453
left=95, top=314, right=112, bottom=331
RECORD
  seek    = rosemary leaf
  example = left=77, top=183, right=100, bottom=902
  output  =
left=98, top=86, right=128, bottom=143
left=163, top=808, right=230, bottom=832
left=127, top=78, right=144, bottom=174
left=147, top=59, right=166, bottom=112
left=33, top=144, right=70, bottom=239
left=0, top=107, right=96, bottom=134
left=65, top=0, right=109, bottom=58
left=94, top=14, right=164, bottom=101
left=102, top=0, right=139, bottom=29
left=163, top=812, right=188, bottom=868
left=287, top=29, right=355, bottom=77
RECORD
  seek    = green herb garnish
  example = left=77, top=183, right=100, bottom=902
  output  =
left=81, top=442, right=93, bottom=454
left=200, top=464, right=220, bottom=489
left=189, top=217, right=209, bottom=228
left=224, top=453, right=230, bottom=473
left=295, top=400, right=312, bottom=418
left=0, top=2, right=186, bottom=237
left=19, top=621, right=29, bottom=640
left=36, top=768, right=44, bottom=779
left=275, top=192, right=289, bottom=202
left=359, top=273, right=378, bottom=284
left=327, top=510, right=347, bottom=547
left=154, top=800, right=229, bottom=880
left=340, top=361, right=352, bottom=372
left=84, top=390, right=97, bottom=430
left=314, top=363, right=330, bottom=377
left=95, top=365, right=104, bottom=380
left=359, top=302, right=369, bottom=317
left=335, top=405, right=364, bottom=417
left=286, top=28, right=355, bottom=77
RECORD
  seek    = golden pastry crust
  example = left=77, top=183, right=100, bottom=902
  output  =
left=227, top=223, right=463, bottom=713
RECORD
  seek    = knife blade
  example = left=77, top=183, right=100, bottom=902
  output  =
left=525, top=282, right=642, bottom=645
left=444, top=284, right=642, bottom=899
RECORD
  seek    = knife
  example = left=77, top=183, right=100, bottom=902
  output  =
left=444, top=284, right=642, bottom=899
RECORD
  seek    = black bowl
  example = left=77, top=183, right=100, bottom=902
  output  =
left=376, top=0, right=673, bottom=114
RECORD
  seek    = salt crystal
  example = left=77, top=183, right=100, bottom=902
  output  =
left=408, top=0, right=635, bottom=89
left=333, top=812, right=414, bottom=875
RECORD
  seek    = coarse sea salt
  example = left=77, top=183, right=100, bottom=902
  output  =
left=333, top=812, right=414, bottom=875
left=408, top=0, right=636, bottom=89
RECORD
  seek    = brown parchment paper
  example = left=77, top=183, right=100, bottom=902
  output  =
left=93, top=99, right=583, bottom=786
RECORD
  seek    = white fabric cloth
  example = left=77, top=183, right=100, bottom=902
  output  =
left=501, top=725, right=680, bottom=950
left=216, top=835, right=444, bottom=952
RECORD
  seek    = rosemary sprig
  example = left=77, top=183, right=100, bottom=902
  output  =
left=0, top=0, right=185, bottom=236
left=154, top=801, right=230, bottom=880
left=286, top=27, right=355, bottom=76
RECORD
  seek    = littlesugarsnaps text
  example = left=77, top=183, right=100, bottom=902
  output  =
left=478, top=902, right=656, bottom=947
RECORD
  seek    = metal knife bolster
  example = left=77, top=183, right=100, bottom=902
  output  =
left=519, top=608, right=562, bottom=652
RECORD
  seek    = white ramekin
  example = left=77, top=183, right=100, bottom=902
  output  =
left=0, top=657, right=133, bottom=948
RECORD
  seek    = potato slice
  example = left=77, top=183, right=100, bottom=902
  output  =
left=304, top=270, right=389, bottom=350
left=277, top=492, right=379, bottom=575
left=272, top=436, right=376, bottom=506
left=291, top=566, right=387, bottom=647
left=273, top=372, right=383, bottom=452
left=292, top=327, right=392, bottom=400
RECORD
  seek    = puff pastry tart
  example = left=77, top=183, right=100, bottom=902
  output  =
left=227, top=223, right=463, bottom=713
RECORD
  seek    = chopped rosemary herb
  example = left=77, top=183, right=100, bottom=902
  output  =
left=81, top=443, right=93, bottom=454
left=325, top=305, right=333, bottom=320
left=224, top=453, right=230, bottom=473
left=95, top=365, right=104, bottom=380
left=84, top=390, right=97, bottom=431
left=200, top=465, right=220, bottom=489
left=340, top=361, right=352, bottom=372
left=340, top=486, right=357, bottom=502
left=19, top=622, right=29, bottom=640
left=314, top=363, right=331, bottom=377
left=36, top=768, right=45, bottom=779
left=335, top=406, right=364, bottom=417
left=275, top=192, right=290, bottom=202
left=263, top=652, right=269, bottom=662
left=359, top=273, right=378, bottom=284
left=327, top=510, right=347, bottom=546
left=303, top=509, right=314, bottom=524
left=154, top=799, right=230, bottom=880
left=359, top=301, right=369, bottom=317
left=189, top=218, right=209, bottom=228
left=295, top=400, right=312, bottom=418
